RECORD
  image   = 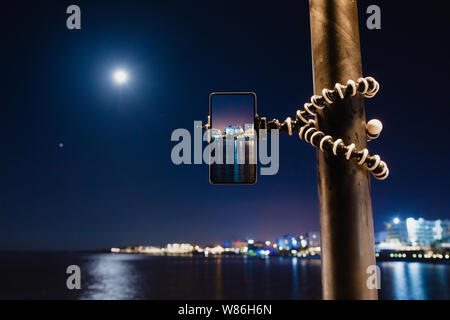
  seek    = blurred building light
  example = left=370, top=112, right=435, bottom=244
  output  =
left=300, top=239, right=307, bottom=248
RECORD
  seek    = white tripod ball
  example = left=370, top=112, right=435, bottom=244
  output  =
left=366, top=119, right=383, bottom=136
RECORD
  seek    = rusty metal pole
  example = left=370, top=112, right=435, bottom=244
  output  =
left=309, top=0, right=378, bottom=300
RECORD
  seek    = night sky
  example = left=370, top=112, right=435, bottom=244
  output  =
left=1, top=1, right=449, bottom=250
left=211, top=94, right=255, bottom=132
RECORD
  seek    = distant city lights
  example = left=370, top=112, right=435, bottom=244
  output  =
left=108, top=217, right=449, bottom=263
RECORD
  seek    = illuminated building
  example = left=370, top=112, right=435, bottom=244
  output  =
left=229, top=240, right=248, bottom=253
left=374, top=231, right=387, bottom=244
left=248, top=240, right=265, bottom=250
left=210, top=128, right=223, bottom=140
left=244, top=123, right=253, bottom=132
left=307, top=232, right=320, bottom=248
left=386, top=218, right=409, bottom=245
left=442, top=220, right=450, bottom=242
left=166, top=243, right=193, bottom=254
left=243, top=124, right=255, bottom=137
left=224, top=125, right=243, bottom=136
left=276, top=235, right=301, bottom=251
left=385, top=217, right=449, bottom=249
left=203, top=245, right=224, bottom=255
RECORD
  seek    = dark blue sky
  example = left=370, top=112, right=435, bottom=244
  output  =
left=211, top=94, right=254, bottom=132
left=1, top=1, right=449, bottom=250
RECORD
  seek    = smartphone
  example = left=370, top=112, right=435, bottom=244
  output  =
left=209, top=92, right=257, bottom=185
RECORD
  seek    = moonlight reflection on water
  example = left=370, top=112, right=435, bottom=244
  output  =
left=81, top=254, right=141, bottom=300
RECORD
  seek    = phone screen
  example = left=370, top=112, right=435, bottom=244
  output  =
left=209, top=92, right=257, bottom=185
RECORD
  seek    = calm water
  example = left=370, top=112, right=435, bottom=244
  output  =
left=210, top=140, right=256, bottom=184
left=0, top=253, right=448, bottom=300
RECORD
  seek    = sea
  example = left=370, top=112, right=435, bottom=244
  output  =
left=210, top=140, right=256, bottom=184
left=0, top=252, right=448, bottom=300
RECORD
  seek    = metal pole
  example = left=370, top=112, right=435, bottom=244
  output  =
left=309, top=0, right=378, bottom=300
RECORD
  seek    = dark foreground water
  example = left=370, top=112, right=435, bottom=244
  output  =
left=0, top=253, right=448, bottom=300
left=210, top=140, right=256, bottom=184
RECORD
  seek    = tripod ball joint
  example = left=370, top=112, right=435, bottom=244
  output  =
left=366, top=119, right=383, bottom=140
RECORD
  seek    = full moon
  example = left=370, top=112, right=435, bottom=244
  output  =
left=113, top=69, right=128, bottom=85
